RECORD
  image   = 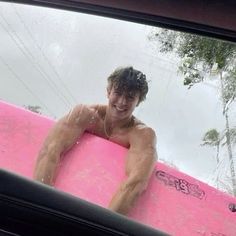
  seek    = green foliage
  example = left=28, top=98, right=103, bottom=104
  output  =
left=222, top=127, right=236, bottom=146
left=24, top=105, right=41, bottom=114
left=222, top=69, right=236, bottom=107
left=203, top=127, right=236, bottom=148
left=150, top=29, right=236, bottom=89
left=202, top=129, right=220, bottom=146
left=179, top=57, right=203, bottom=88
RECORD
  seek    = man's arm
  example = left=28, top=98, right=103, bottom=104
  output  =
left=33, top=105, right=96, bottom=185
left=108, top=127, right=157, bottom=215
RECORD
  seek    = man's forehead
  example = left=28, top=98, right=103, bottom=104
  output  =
left=113, top=87, right=139, bottom=97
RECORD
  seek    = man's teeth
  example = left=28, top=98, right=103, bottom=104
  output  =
left=115, top=106, right=125, bottom=111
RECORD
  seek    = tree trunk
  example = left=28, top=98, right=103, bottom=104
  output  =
left=224, top=112, right=236, bottom=196
left=220, top=71, right=236, bottom=196
left=216, top=143, right=220, bottom=189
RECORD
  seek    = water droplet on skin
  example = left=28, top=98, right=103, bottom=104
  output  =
left=89, top=116, right=96, bottom=124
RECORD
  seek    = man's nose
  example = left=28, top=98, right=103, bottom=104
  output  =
left=117, top=95, right=127, bottom=105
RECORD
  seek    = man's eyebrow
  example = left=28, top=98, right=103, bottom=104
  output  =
left=127, top=94, right=135, bottom=97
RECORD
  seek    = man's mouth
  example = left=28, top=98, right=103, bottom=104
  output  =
left=114, top=105, right=127, bottom=112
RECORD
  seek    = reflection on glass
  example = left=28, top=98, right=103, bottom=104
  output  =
left=0, top=2, right=236, bottom=200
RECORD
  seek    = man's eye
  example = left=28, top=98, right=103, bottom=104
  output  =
left=127, top=96, right=134, bottom=100
left=115, top=91, right=122, bottom=95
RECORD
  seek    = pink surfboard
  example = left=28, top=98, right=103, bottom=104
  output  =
left=0, top=100, right=236, bottom=236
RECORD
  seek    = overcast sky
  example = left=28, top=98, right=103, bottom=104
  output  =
left=1, top=2, right=235, bottom=194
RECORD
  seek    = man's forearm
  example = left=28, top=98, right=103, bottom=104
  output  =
left=33, top=154, right=59, bottom=185
left=108, top=180, right=144, bottom=215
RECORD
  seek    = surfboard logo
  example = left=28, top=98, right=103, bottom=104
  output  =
left=228, top=203, right=236, bottom=212
left=155, top=170, right=205, bottom=199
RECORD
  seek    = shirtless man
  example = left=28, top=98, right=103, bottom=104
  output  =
left=34, top=66, right=157, bottom=215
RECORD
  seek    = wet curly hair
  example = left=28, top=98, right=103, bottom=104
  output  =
left=107, top=67, right=148, bottom=104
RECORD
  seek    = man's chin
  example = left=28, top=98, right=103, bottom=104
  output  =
left=111, top=112, right=131, bottom=122
left=108, top=106, right=131, bottom=121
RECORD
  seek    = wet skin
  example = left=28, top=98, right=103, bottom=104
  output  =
left=34, top=87, right=157, bottom=215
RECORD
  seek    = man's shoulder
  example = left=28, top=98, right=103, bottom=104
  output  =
left=128, top=124, right=156, bottom=150
left=133, top=125, right=156, bottom=136
left=72, top=104, right=105, bottom=115
left=131, top=119, right=156, bottom=141
left=73, top=103, right=101, bottom=110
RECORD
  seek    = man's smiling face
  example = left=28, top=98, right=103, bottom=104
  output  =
left=107, top=86, right=140, bottom=121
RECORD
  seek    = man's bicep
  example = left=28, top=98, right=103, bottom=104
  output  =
left=131, top=127, right=157, bottom=159
left=49, top=104, right=97, bottom=150
left=140, top=129, right=157, bottom=173
left=137, top=145, right=157, bottom=177
left=128, top=128, right=157, bottom=179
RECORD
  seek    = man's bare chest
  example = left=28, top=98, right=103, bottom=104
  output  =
left=86, top=119, right=130, bottom=148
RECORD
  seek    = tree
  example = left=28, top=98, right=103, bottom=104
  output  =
left=149, top=29, right=236, bottom=195
left=202, top=129, right=221, bottom=165
left=201, top=129, right=223, bottom=190
left=24, top=105, right=42, bottom=114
